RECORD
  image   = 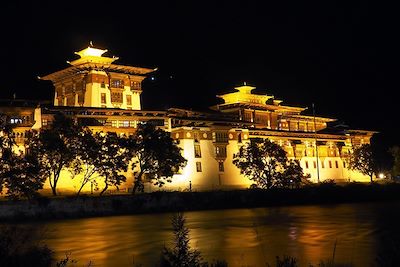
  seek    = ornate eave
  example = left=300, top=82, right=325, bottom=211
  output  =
left=281, top=114, right=336, bottom=123
left=41, top=63, right=155, bottom=82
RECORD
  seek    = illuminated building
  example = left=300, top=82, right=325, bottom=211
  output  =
left=0, top=45, right=376, bottom=194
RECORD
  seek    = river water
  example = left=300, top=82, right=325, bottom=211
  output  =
left=25, top=201, right=400, bottom=266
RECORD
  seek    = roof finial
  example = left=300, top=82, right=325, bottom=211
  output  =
left=89, top=41, right=94, bottom=47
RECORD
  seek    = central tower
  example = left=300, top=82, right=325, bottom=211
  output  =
left=41, top=44, right=154, bottom=110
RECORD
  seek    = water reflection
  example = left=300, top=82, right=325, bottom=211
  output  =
left=22, top=201, right=400, bottom=266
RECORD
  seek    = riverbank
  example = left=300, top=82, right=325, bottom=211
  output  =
left=1, top=182, right=400, bottom=222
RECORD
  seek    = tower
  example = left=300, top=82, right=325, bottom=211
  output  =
left=41, top=44, right=155, bottom=110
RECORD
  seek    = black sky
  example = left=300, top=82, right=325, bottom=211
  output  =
left=1, top=1, right=399, bottom=156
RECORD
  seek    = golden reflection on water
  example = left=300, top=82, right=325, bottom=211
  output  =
left=34, top=202, right=399, bottom=267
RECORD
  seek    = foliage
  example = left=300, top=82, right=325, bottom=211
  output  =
left=95, top=132, right=130, bottom=195
left=348, top=144, right=377, bottom=183
left=276, top=160, right=305, bottom=188
left=27, top=113, right=82, bottom=195
left=126, top=123, right=187, bottom=194
left=233, top=139, right=304, bottom=189
left=0, top=126, right=46, bottom=199
left=69, top=128, right=106, bottom=195
left=0, top=225, right=53, bottom=267
left=389, top=146, right=400, bottom=179
left=162, top=213, right=203, bottom=267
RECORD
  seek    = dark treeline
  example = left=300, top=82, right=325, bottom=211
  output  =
left=0, top=112, right=186, bottom=199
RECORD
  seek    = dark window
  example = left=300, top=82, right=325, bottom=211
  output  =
left=335, top=161, right=339, bottom=168
left=343, top=162, right=346, bottom=168
left=329, top=161, right=332, bottom=168
left=305, top=161, right=309, bottom=169
left=313, top=161, right=317, bottom=169
left=196, top=162, right=202, bottom=172
left=126, top=95, right=132, bottom=106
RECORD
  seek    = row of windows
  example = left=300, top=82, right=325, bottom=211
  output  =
left=195, top=161, right=224, bottom=172
left=101, top=93, right=132, bottom=106
left=194, top=144, right=227, bottom=158
left=102, top=80, right=141, bottom=89
left=304, top=160, right=345, bottom=169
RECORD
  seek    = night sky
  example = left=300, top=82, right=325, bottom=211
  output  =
left=1, top=1, right=398, bottom=163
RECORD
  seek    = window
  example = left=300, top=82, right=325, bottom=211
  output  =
left=343, top=162, right=346, bottom=168
left=131, top=81, right=141, bottom=89
left=111, top=92, right=123, bottom=103
left=321, top=161, right=325, bottom=168
left=214, top=132, right=228, bottom=143
left=129, top=121, right=137, bottom=128
left=110, top=79, right=124, bottom=88
left=218, top=161, right=224, bottom=172
left=119, top=121, right=129, bottom=127
left=215, top=146, right=227, bottom=157
left=196, top=162, right=202, bottom=172
left=101, top=82, right=105, bottom=88
left=313, top=161, right=317, bottom=169
left=111, top=120, right=118, bottom=127
left=126, top=95, right=132, bottom=106
left=42, top=119, right=48, bottom=126
left=238, top=133, right=242, bottom=143
left=101, top=93, right=106, bottom=104
left=329, top=161, right=332, bottom=168
left=194, top=144, right=201, bottom=158
left=305, top=161, right=309, bottom=169
left=193, top=132, right=199, bottom=143
left=335, top=161, right=339, bottom=168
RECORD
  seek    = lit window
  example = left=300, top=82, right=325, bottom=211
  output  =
left=196, top=162, right=202, bottom=172
left=219, top=161, right=224, bottom=172
left=42, top=119, right=48, bottom=126
left=101, top=93, right=106, bottom=104
left=129, top=121, right=137, bottom=127
left=111, top=120, right=118, bottom=127
left=194, top=144, right=201, bottom=158
left=110, top=79, right=124, bottom=88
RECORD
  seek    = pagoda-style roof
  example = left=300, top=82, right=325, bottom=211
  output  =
left=40, top=45, right=155, bottom=82
left=217, top=84, right=274, bottom=105
left=215, top=83, right=307, bottom=114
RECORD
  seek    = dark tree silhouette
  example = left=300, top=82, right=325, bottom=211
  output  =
left=233, top=139, right=303, bottom=189
left=162, top=213, right=202, bottom=267
left=96, top=132, right=130, bottom=195
left=126, top=123, right=187, bottom=194
left=70, top=128, right=103, bottom=195
left=0, top=126, right=45, bottom=199
left=27, top=113, right=82, bottom=196
left=348, top=144, right=377, bottom=183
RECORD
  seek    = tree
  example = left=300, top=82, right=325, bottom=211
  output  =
left=126, top=123, right=187, bottom=194
left=70, top=128, right=103, bottom=195
left=0, top=126, right=46, bottom=199
left=276, top=160, right=305, bottom=189
left=348, top=144, right=377, bottom=183
left=162, top=213, right=202, bottom=267
left=96, top=132, right=130, bottom=195
left=27, top=113, right=82, bottom=196
left=389, top=146, right=400, bottom=179
left=233, top=139, right=289, bottom=189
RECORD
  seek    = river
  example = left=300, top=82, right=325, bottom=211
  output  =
left=24, top=201, right=400, bottom=266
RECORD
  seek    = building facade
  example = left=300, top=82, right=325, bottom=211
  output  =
left=0, top=45, right=375, bottom=194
